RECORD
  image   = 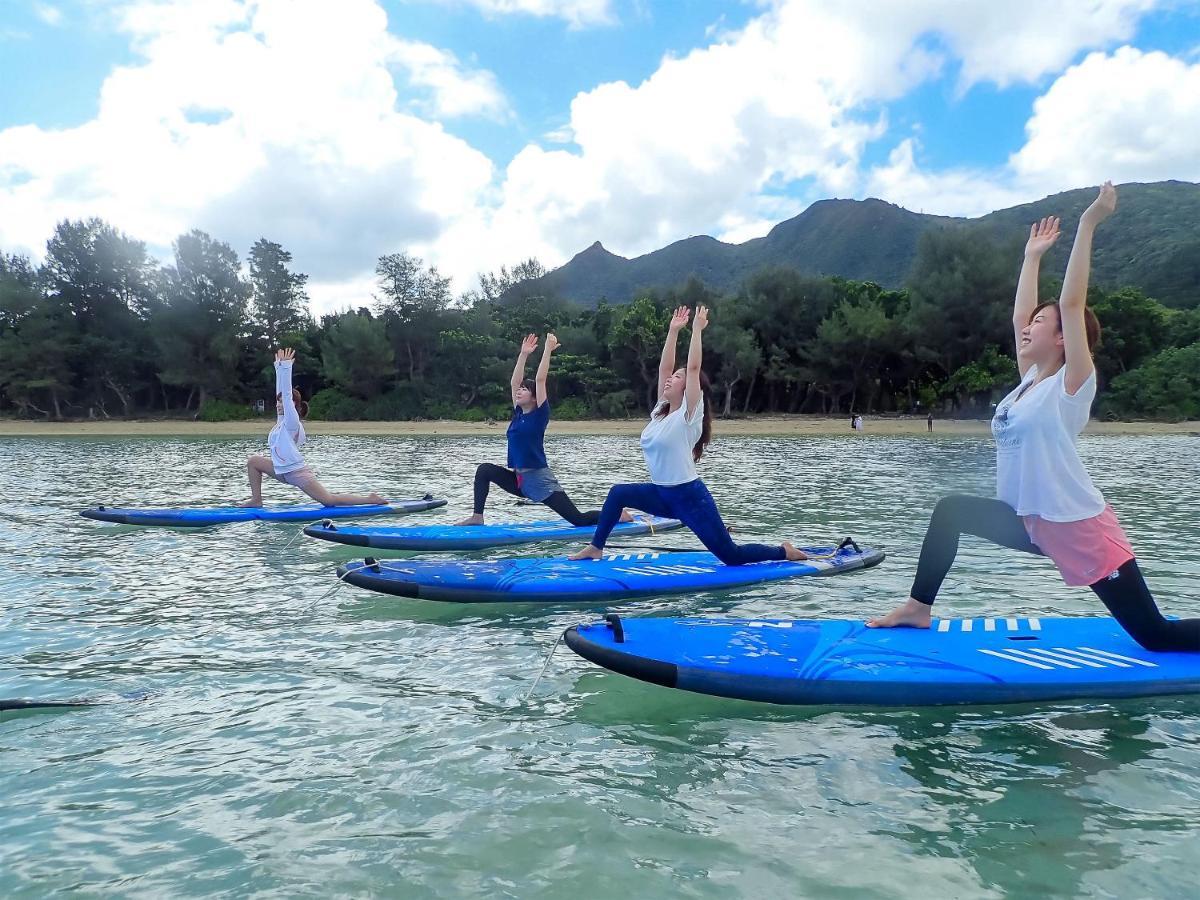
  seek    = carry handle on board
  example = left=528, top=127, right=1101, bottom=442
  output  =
left=604, top=613, right=625, bottom=644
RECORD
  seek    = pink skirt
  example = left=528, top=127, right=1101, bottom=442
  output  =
left=1023, top=505, right=1135, bottom=587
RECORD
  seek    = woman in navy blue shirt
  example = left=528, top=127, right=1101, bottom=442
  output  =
left=456, top=333, right=631, bottom=527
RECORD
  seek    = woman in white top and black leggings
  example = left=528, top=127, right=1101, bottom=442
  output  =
left=869, top=183, right=1198, bottom=652
left=237, top=348, right=386, bottom=508
left=570, top=305, right=807, bottom=564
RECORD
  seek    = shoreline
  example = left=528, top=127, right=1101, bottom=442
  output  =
left=1, top=416, right=1197, bottom=438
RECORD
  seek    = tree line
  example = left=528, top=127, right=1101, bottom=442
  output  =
left=2, top=217, right=1198, bottom=423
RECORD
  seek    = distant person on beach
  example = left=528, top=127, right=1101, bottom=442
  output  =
left=456, top=333, right=631, bottom=527
left=237, top=348, right=386, bottom=508
left=927, top=412, right=934, bottom=432
left=853, top=415, right=864, bottom=431
left=569, top=305, right=808, bottom=564
left=869, top=183, right=1199, bottom=652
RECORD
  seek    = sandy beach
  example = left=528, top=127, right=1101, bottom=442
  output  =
left=1, top=416, right=1196, bottom=437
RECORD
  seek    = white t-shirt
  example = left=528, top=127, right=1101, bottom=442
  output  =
left=268, top=360, right=307, bottom=475
left=640, top=397, right=704, bottom=486
left=991, top=364, right=1105, bottom=522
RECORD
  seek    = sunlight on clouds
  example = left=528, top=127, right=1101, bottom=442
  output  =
left=0, top=0, right=500, bottom=308
left=0, top=0, right=1191, bottom=315
left=866, top=139, right=1027, bottom=218
left=867, top=47, right=1200, bottom=218
left=1013, top=47, right=1200, bottom=188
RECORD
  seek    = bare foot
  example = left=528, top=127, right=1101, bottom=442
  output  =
left=619, top=509, right=635, bottom=523
left=568, top=544, right=602, bottom=561
left=782, top=541, right=808, bottom=561
left=866, top=598, right=933, bottom=629
left=235, top=499, right=263, bottom=508
left=455, top=514, right=485, bottom=526
left=367, top=493, right=385, bottom=504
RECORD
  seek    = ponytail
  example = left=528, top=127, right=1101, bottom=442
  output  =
left=692, top=370, right=713, bottom=461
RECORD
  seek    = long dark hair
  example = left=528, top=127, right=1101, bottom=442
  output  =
left=654, top=369, right=714, bottom=461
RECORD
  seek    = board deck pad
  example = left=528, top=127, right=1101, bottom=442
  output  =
left=80, top=496, right=446, bottom=527
left=335, top=543, right=884, bottom=603
left=564, top=615, right=1200, bottom=706
left=304, top=515, right=683, bottom=551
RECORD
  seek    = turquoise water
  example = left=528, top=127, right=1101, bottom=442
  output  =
left=1, top=433, right=1198, bottom=897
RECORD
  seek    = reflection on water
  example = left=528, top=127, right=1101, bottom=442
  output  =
left=1, top=433, right=1198, bottom=896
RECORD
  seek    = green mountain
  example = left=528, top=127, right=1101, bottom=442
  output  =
left=525, top=181, right=1200, bottom=307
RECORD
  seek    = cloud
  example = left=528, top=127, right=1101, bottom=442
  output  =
left=1012, top=47, right=1200, bottom=188
left=0, top=0, right=500, bottom=311
left=389, top=39, right=509, bottom=119
left=0, top=0, right=1189, bottom=317
left=33, top=3, right=63, bottom=26
left=434, top=0, right=615, bottom=29
left=866, top=47, right=1200, bottom=217
left=866, top=139, right=1027, bottom=218
left=462, top=0, right=1167, bottom=267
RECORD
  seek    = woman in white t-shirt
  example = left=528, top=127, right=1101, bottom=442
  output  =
left=236, top=348, right=386, bottom=508
left=869, top=183, right=1198, bottom=652
left=569, top=305, right=807, bottom=564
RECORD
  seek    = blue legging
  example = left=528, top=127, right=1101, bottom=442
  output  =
left=590, top=478, right=785, bottom=566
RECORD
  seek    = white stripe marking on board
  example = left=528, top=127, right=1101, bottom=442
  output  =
left=1028, top=618, right=1041, bottom=631
left=1023, top=648, right=1106, bottom=669
left=985, top=619, right=996, bottom=632
left=937, top=620, right=951, bottom=633
left=1048, top=647, right=1132, bottom=669
left=978, top=649, right=1055, bottom=670
left=1006, top=618, right=1019, bottom=631
left=1078, top=647, right=1158, bottom=668
left=962, top=619, right=974, bottom=632
left=1005, top=648, right=1080, bottom=669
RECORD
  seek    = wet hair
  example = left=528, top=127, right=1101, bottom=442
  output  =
left=654, top=369, right=714, bottom=461
left=518, top=378, right=538, bottom=404
left=1029, top=301, right=1102, bottom=353
left=277, top=387, right=309, bottom=419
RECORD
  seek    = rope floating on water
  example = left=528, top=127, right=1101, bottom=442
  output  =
left=524, top=628, right=568, bottom=702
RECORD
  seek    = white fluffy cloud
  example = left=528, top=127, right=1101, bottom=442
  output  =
left=0, top=0, right=1192, bottom=315
left=466, top=0, right=1169, bottom=261
left=0, top=0, right=500, bottom=304
left=867, top=46, right=1200, bottom=218
left=1013, top=47, right=1200, bottom=188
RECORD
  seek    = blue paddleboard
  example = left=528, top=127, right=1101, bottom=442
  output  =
left=303, top=515, right=683, bottom=551
left=564, top=615, right=1200, bottom=706
left=80, top=496, right=446, bottom=527
left=336, top=541, right=883, bottom=603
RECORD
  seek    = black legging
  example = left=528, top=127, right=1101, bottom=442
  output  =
left=911, top=494, right=1200, bottom=653
left=472, top=462, right=601, bottom=526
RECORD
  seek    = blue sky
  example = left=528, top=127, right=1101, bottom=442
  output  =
left=1, top=0, right=1198, bottom=312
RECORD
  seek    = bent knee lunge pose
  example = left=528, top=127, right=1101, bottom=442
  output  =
left=570, top=305, right=807, bottom=564
left=237, top=348, right=385, bottom=508
left=869, top=183, right=1198, bottom=652
left=456, top=333, right=629, bottom=527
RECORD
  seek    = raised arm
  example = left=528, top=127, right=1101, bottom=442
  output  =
left=684, top=305, right=708, bottom=418
left=1060, top=182, right=1115, bottom=395
left=534, top=332, right=559, bottom=407
left=275, top=347, right=300, bottom=429
left=1014, top=216, right=1060, bottom=378
left=510, top=333, right=538, bottom=406
left=659, top=306, right=690, bottom=398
